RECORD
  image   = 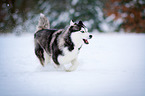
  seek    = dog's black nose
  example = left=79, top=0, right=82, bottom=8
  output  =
left=89, top=35, right=92, bottom=39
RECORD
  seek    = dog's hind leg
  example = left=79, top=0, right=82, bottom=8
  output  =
left=35, top=42, right=45, bottom=66
left=66, top=58, right=79, bottom=72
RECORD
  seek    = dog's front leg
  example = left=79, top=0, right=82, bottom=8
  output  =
left=66, top=58, right=79, bottom=72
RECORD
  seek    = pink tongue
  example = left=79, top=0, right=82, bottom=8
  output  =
left=83, top=39, right=89, bottom=44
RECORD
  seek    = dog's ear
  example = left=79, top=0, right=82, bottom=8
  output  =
left=70, top=20, right=74, bottom=26
left=78, top=21, right=83, bottom=25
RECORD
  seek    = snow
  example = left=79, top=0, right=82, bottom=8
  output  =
left=0, top=33, right=145, bottom=96
left=71, top=0, right=79, bottom=5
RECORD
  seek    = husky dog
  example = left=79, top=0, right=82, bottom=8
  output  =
left=34, top=13, right=92, bottom=71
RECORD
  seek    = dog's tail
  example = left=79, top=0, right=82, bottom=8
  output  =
left=37, top=13, right=50, bottom=31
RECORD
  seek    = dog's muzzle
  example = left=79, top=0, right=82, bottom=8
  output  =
left=83, top=35, right=93, bottom=44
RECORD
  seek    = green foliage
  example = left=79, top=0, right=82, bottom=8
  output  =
left=0, top=0, right=106, bottom=33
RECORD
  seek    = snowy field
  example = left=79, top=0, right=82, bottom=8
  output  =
left=0, top=33, right=145, bottom=96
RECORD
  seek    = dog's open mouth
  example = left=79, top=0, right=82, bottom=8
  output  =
left=83, top=39, right=89, bottom=44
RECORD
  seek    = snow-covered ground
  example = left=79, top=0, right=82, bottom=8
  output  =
left=0, top=33, right=145, bottom=96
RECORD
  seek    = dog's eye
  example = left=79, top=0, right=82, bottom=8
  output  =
left=81, top=31, right=85, bottom=33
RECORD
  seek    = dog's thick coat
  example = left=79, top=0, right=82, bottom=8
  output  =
left=34, top=14, right=92, bottom=71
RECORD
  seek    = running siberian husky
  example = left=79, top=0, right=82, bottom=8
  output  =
left=34, top=13, right=92, bottom=72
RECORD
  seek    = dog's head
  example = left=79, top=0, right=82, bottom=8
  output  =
left=69, top=20, right=92, bottom=44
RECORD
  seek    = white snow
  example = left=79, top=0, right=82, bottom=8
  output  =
left=71, top=0, right=79, bottom=5
left=0, top=33, right=145, bottom=96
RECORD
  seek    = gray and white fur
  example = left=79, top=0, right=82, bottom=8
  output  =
left=34, top=13, right=92, bottom=72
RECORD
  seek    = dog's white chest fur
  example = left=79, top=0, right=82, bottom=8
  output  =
left=58, top=32, right=83, bottom=64
left=58, top=47, right=79, bottom=64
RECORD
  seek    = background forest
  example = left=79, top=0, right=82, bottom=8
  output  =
left=0, top=0, right=145, bottom=34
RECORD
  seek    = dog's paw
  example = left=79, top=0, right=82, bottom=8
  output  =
left=65, top=68, right=76, bottom=72
left=65, top=69, right=73, bottom=72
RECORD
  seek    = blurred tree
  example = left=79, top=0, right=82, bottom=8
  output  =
left=37, top=0, right=105, bottom=32
left=0, top=0, right=39, bottom=33
left=0, top=0, right=106, bottom=33
left=0, top=0, right=15, bottom=32
left=104, top=0, right=145, bottom=33
left=70, top=0, right=104, bottom=32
